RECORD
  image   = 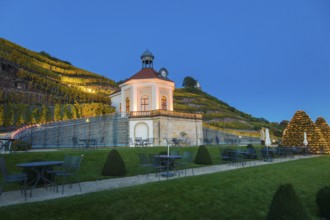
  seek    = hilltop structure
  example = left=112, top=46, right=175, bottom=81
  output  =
left=110, top=50, right=203, bottom=146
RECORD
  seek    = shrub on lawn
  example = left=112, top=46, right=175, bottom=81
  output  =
left=316, top=186, right=330, bottom=219
left=266, top=183, right=310, bottom=220
left=102, top=149, right=126, bottom=176
left=194, top=145, right=212, bottom=165
left=247, top=144, right=254, bottom=149
left=12, top=140, right=31, bottom=152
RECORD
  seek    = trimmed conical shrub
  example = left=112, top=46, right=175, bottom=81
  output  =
left=194, top=145, right=212, bottom=165
left=316, top=186, right=330, bottom=219
left=282, top=110, right=327, bottom=153
left=102, top=149, right=127, bottom=176
left=266, top=183, right=310, bottom=220
left=315, top=117, right=330, bottom=152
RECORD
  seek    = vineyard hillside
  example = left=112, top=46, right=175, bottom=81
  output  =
left=0, top=38, right=284, bottom=137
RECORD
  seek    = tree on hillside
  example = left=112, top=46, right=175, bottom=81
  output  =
left=182, top=76, right=197, bottom=88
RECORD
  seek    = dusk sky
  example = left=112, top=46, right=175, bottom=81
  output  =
left=1, top=0, right=330, bottom=123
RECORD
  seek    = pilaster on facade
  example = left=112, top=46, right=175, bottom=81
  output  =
left=169, top=89, right=173, bottom=111
left=152, top=85, right=159, bottom=110
left=132, top=85, right=138, bottom=111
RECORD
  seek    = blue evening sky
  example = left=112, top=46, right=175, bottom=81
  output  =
left=1, top=0, right=330, bottom=123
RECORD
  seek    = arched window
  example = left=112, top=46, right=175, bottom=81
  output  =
left=141, top=96, right=149, bottom=111
left=126, top=97, right=130, bottom=113
left=161, top=96, right=167, bottom=110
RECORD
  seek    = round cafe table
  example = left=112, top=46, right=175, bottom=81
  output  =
left=16, top=161, right=63, bottom=197
left=155, top=155, right=182, bottom=178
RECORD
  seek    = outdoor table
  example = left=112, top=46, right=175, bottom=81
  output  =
left=0, top=138, right=16, bottom=153
left=155, top=155, right=182, bottom=178
left=16, top=161, right=63, bottom=197
left=134, top=139, right=149, bottom=147
left=236, top=150, right=248, bottom=156
left=79, top=139, right=96, bottom=150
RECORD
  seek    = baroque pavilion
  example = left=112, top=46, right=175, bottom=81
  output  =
left=110, top=50, right=203, bottom=146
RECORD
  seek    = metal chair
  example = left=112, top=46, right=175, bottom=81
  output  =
left=170, top=150, right=180, bottom=156
left=48, top=155, right=83, bottom=194
left=99, top=137, right=105, bottom=147
left=138, top=153, right=152, bottom=177
left=148, top=154, right=166, bottom=180
left=72, top=136, right=85, bottom=149
left=176, top=151, right=194, bottom=176
left=260, top=148, right=274, bottom=162
left=143, top=138, right=154, bottom=147
left=220, top=148, right=231, bottom=163
left=228, top=150, right=246, bottom=167
left=135, top=137, right=143, bottom=147
left=0, top=157, right=27, bottom=200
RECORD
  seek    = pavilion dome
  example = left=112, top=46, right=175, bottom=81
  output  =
left=140, top=49, right=154, bottom=59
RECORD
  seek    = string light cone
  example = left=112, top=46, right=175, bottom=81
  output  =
left=282, top=110, right=328, bottom=154
left=315, top=117, right=330, bottom=153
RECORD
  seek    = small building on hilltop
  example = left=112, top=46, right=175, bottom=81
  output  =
left=110, top=50, right=203, bottom=146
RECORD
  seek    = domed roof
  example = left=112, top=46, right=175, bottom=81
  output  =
left=140, top=49, right=154, bottom=59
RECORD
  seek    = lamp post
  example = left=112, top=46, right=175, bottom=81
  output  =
left=86, top=118, right=90, bottom=139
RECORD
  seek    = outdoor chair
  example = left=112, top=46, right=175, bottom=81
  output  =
left=0, top=157, right=27, bottom=200
left=275, top=147, right=292, bottom=160
left=260, top=148, right=274, bottom=162
left=170, top=150, right=180, bottom=156
left=245, top=147, right=258, bottom=159
left=204, top=138, right=214, bottom=145
left=138, top=153, right=152, bottom=177
left=135, top=137, right=143, bottom=147
left=301, top=146, right=311, bottom=156
left=143, top=138, right=154, bottom=147
left=171, top=138, right=182, bottom=147
left=176, top=151, right=194, bottom=176
left=220, top=148, right=231, bottom=163
left=148, top=154, right=166, bottom=180
left=48, top=155, right=83, bottom=194
left=99, top=136, right=105, bottom=147
left=163, top=138, right=173, bottom=147
left=72, top=136, right=84, bottom=149
left=179, top=137, right=190, bottom=146
left=228, top=150, right=246, bottom=167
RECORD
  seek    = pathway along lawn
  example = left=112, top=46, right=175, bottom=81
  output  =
left=0, top=156, right=329, bottom=219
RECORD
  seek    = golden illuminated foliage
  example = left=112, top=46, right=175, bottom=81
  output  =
left=315, top=117, right=330, bottom=149
left=282, top=110, right=328, bottom=153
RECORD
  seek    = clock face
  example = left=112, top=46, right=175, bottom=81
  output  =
left=161, top=70, right=167, bottom=77
left=159, top=68, right=168, bottom=78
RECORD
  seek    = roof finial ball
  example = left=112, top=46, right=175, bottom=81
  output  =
left=141, top=49, right=154, bottom=69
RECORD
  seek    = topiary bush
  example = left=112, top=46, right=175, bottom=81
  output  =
left=102, top=149, right=127, bottom=176
left=316, top=186, right=330, bottom=219
left=12, top=140, right=32, bottom=151
left=194, top=145, right=212, bottom=165
left=266, top=183, right=310, bottom=220
left=246, top=144, right=254, bottom=149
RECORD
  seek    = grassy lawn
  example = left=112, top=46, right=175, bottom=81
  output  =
left=1, top=146, right=226, bottom=187
left=0, top=147, right=329, bottom=219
